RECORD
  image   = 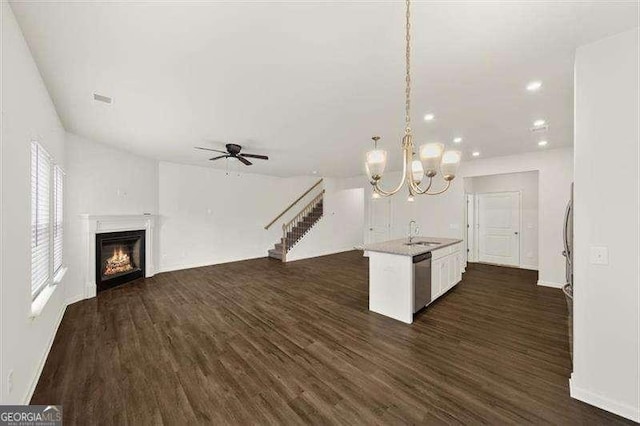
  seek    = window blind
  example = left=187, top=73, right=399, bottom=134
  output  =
left=53, top=165, right=64, bottom=274
left=31, top=141, right=51, bottom=299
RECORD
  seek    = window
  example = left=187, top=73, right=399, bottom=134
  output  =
left=31, top=141, right=51, bottom=299
left=30, top=141, right=64, bottom=300
left=53, top=166, right=64, bottom=274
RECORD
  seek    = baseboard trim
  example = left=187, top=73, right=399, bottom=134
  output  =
left=470, top=261, right=538, bottom=272
left=23, top=302, right=67, bottom=404
left=537, top=280, right=564, bottom=288
left=158, top=254, right=267, bottom=274
left=66, top=294, right=84, bottom=306
left=570, top=376, right=640, bottom=422
left=156, top=248, right=361, bottom=273
left=519, top=264, right=539, bottom=271
left=285, top=246, right=356, bottom=262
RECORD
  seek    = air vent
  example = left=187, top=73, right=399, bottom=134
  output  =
left=530, top=124, right=549, bottom=133
left=93, top=93, right=113, bottom=105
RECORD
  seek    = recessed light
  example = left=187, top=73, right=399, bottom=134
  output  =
left=472, top=151, right=480, bottom=157
left=538, top=140, right=548, bottom=147
left=423, top=113, right=435, bottom=121
left=312, top=170, right=318, bottom=175
left=526, top=81, right=542, bottom=92
left=533, top=119, right=546, bottom=127
left=453, top=137, right=462, bottom=143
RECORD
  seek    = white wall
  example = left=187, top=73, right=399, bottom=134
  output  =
left=571, top=28, right=639, bottom=422
left=1, top=0, right=68, bottom=404
left=465, top=171, right=539, bottom=270
left=286, top=178, right=365, bottom=261
left=363, top=147, right=573, bottom=286
left=64, top=137, right=360, bottom=293
left=158, top=161, right=323, bottom=271
left=64, top=132, right=159, bottom=301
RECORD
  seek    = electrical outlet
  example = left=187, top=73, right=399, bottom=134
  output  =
left=7, top=370, right=14, bottom=394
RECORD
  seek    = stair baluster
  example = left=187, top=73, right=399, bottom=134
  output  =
left=268, top=190, right=325, bottom=262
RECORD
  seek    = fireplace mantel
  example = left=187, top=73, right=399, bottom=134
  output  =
left=80, top=214, right=157, bottom=299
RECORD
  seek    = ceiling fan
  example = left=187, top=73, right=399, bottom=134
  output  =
left=195, top=143, right=269, bottom=166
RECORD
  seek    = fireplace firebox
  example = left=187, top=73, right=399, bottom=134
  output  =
left=95, top=230, right=146, bottom=291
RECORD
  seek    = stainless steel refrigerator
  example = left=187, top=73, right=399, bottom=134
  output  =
left=562, top=184, right=574, bottom=361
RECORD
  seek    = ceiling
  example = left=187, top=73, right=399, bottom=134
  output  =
left=10, top=1, right=639, bottom=177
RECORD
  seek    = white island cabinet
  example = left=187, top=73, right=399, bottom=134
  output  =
left=363, top=237, right=464, bottom=324
left=431, top=242, right=463, bottom=302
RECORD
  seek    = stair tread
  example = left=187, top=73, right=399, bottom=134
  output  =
left=268, top=249, right=283, bottom=260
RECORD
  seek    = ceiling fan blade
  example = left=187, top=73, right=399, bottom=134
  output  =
left=240, top=153, right=269, bottom=160
left=209, top=155, right=229, bottom=161
left=195, top=146, right=227, bottom=154
left=236, top=156, right=252, bottom=166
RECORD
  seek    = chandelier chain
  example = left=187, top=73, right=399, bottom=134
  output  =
left=366, top=0, right=459, bottom=199
left=405, top=0, right=411, bottom=134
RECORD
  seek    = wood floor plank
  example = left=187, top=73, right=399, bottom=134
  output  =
left=31, top=252, right=632, bottom=425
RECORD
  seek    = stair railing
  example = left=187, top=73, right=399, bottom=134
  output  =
left=281, top=190, right=325, bottom=262
left=264, top=179, right=323, bottom=230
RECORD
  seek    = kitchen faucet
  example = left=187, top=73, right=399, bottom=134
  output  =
left=408, top=220, right=419, bottom=243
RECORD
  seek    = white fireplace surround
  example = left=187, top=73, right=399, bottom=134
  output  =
left=80, top=214, right=157, bottom=299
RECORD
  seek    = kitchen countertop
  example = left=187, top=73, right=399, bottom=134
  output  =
left=363, top=237, right=463, bottom=257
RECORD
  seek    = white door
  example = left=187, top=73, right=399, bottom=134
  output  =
left=368, top=197, right=391, bottom=243
left=478, top=192, right=520, bottom=267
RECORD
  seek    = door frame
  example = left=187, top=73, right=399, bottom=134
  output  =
left=466, top=193, right=476, bottom=262
left=474, top=190, right=522, bottom=268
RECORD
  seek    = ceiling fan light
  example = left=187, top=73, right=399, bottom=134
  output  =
left=419, top=143, right=444, bottom=177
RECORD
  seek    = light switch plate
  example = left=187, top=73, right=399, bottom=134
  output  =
left=589, top=246, right=609, bottom=265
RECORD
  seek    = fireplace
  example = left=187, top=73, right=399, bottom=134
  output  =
left=95, top=230, right=146, bottom=291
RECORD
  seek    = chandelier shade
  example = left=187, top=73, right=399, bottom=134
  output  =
left=419, top=143, right=444, bottom=177
left=441, top=150, right=462, bottom=180
left=411, top=159, right=424, bottom=184
left=365, top=149, right=387, bottom=181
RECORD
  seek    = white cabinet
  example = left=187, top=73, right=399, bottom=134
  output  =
left=430, top=242, right=463, bottom=304
left=431, top=258, right=442, bottom=300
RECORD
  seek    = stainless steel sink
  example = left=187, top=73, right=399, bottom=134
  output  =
left=404, top=241, right=441, bottom=247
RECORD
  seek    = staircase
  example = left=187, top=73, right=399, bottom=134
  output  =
left=264, top=180, right=325, bottom=262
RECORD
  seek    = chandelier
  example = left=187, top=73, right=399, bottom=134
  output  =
left=365, top=0, right=461, bottom=201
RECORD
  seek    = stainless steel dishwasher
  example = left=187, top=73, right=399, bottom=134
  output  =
left=413, top=252, right=432, bottom=313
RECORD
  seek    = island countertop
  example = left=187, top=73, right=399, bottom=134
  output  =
left=363, top=237, right=463, bottom=257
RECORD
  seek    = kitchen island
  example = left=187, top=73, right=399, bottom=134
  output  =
left=363, top=237, right=464, bottom=324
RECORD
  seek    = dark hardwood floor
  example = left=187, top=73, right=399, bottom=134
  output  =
left=32, top=251, right=631, bottom=424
